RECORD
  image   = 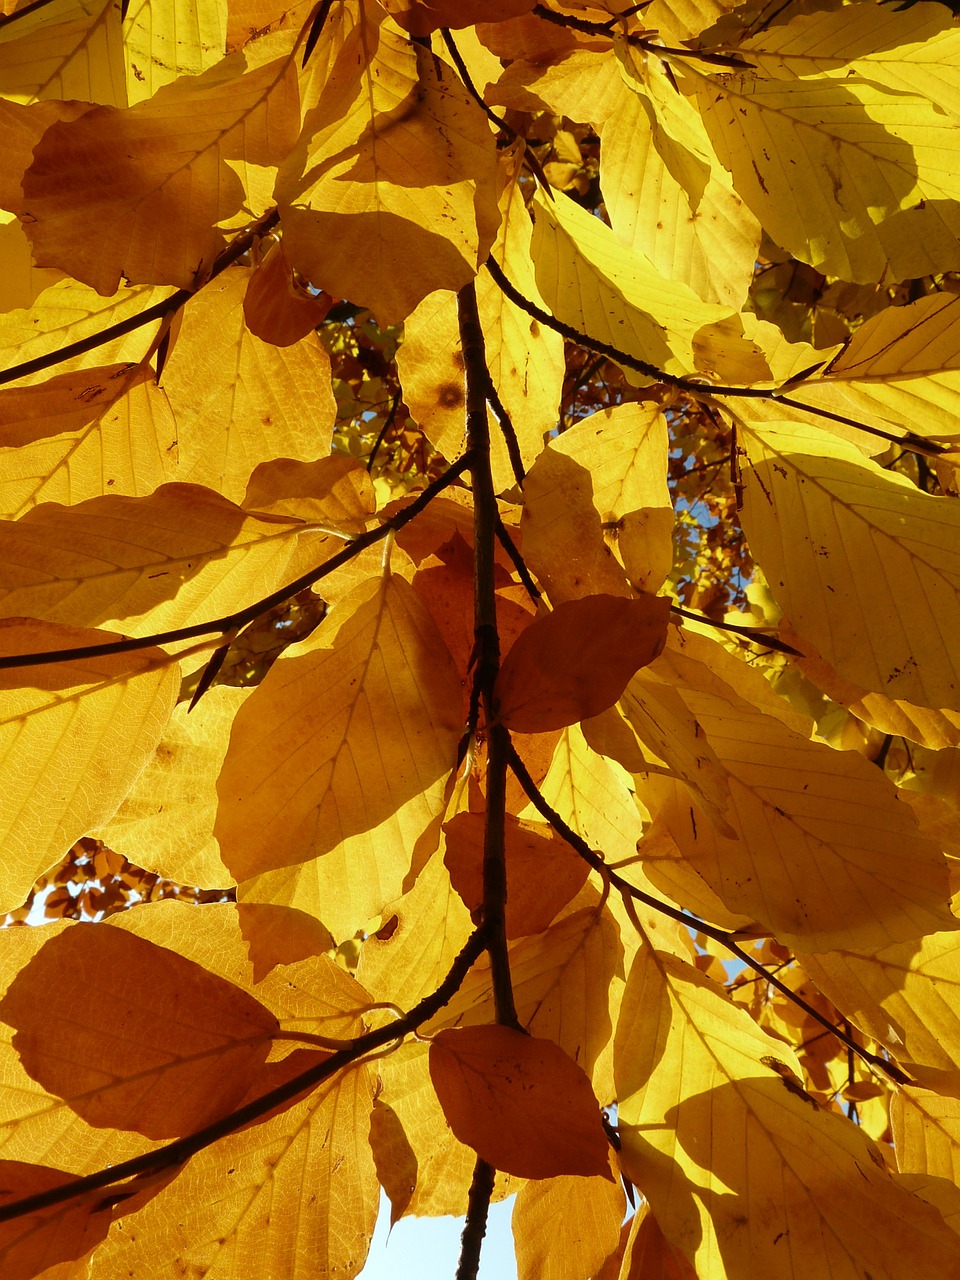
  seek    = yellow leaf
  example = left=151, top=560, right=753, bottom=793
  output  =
left=693, top=65, right=960, bottom=282
left=91, top=1065, right=379, bottom=1280
left=216, top=573, right=462, bottom=885
left=801, top=934, right=960, bottom=1095
left=0, top=277, right=175, bottom=375
left=512, top=1166, right=625, bottom=1280
left=159, top=265, right=337, bottom=502
left=742, top=2, right=960, bottom=115
left=892, top=1086, right=960, bottom=1182
left=97, top=685, right=246, bottom=890
left=429, top=1025, right=611, bottom=1179
left=495, top=593, right=669, bottom=733
left=526, top=403, right=674, bottom=597
left=357, top=845, right=473, bottom=1011
left=0, top=0, right=124, bottom=106
left=277, top=8, right=499, bottom=325
left=17, top=42, right=299, bottom=293
left=635, top=630, right=953, bottom=951
left=0, top=619, right=177, bottom=914
left=789, top=291, right=960, bottom=451
left=615, top=944, right=960, bottom=1280
left=122, top=0, right=229, bottom=104
left=739, top=418, right=960, bottom=711
left=529, top=188, right=761, bottom=382
left=0, top=483, right=305, bottom=636
left=0, top=363, right=178, bottom=518
left=242, top=239, right=334, bottom=347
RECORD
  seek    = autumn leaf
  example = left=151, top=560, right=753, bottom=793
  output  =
left=429, top=1025, right=611, bottom=1179
left=494, top=593, right=669, bottom=732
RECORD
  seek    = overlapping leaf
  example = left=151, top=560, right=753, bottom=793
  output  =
left=276, top=7, right=499, bottom=325
left=0, top=483, right=306, bottom=636
left=216, top=572, right=463, bottom=891
left=615, top=944, right=960, bottom=1280
left=738, top=418, right=960, bottom=711
left=11, top=39, right=299, bottom=293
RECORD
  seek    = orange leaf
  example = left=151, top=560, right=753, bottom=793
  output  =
left=243, top=241, right=334, bottom=347
left=428, top=1025, right=610, bottom=1179
left=443, top=811, right=589, bottom=937
left=0, top=926, right=281, bottom=1139
left=494, top=594, right=670, bottom=732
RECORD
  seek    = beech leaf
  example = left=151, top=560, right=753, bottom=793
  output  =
left=494, top=593, right=669, bottom=732
left=429, top=1025, right=611, bottom=1180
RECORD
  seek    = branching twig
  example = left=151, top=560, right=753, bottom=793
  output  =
left=455, top=1157, right=496, bottom=1280
left=505, top=741, right=910, bottom=1085
left=0, top=927, right=489, bottom=1224
left=458, top=280, right=521, bottom=1033
left=0, top=453, right=472, bottom=672
left=484, top=257, right=950, bottom=458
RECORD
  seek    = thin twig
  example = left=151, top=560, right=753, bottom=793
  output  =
left=0, top=211, right=280, bottom=389
left=440, top=29, right=512, bottom=135
left=0, top=453, right=471, bottom=672
left=458, top=281, right=520, bottom=1032
left=670, top=604, right=803, bottom=656
left=505, top=741, right=910, bottom=1085
left=484, top=257, right=949, bottom=457
left=486, top=381, right=526, bottom=486
left=494, top=517, right=541, bottom=602
left=455, top=1157, right=496, bottom=1280
left=0, top=927, right=489, bottom=1224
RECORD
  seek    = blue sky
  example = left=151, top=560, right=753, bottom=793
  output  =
left=360, top=1193, right=518, bottom=1280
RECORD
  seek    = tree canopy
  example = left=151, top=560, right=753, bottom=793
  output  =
left=0, top=0, right=959, bottom=1277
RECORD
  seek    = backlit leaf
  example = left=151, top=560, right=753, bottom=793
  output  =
left=739, top=418, right=960, bottom=711
left=0, top=618, right=177, bottom=913
left=216, top=572, right=462, bottom=884
left=494, top=593, right=669, bottom=733
left=429, top=1025, right=611, bottom=1179
left=615, top=944, right=960, bottom=1280
left=0, top=925, right=281, bottom=1138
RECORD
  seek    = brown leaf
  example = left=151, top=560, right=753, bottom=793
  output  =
left=495, top=594, right=669, bottom=732
left=428, top=1025, right=611, bottom=1179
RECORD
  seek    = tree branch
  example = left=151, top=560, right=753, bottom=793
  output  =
left=458, top=280, right=521, bottom=1033
left=0, top=452, right=471, bottom=672
left=505, top=740, right=909, bottom=1085
left=455, top=1157, right=496, bottom=1280
left=0, top=926, right=489, bottom=1224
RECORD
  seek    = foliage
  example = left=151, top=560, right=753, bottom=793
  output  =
left=0, top=0, right=959, bottom=1278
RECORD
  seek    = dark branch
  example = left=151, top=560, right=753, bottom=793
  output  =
left=458, top=280, right=521, bottom=1032
left=0, top=927, right=489, bottom=1224
left=455, top=1157, right=496, bottom=1280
